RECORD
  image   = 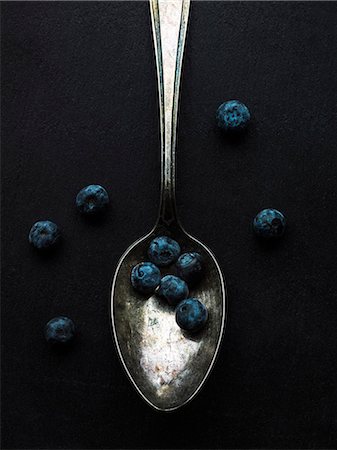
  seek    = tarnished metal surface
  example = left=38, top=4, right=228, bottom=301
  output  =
left=111, top=0, right=226, bottom=411
left=112, top=228, right=225, bottom=411
left=151, top=0, right=190, bottom=224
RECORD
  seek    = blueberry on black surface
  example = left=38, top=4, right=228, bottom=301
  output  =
left=216, top=100, right=250, bottom=132
left=253, top=208, right=286, bottom=239
left=76, top=184, right=109, bottom=214
left=44, top=316, right=75, bottom=345
left=29, top=220, right=60, bottom=250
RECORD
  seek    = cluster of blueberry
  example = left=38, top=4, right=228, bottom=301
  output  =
left=131, top=236, right=208, bottom=333
left=32, top=184, right=109, bottom=345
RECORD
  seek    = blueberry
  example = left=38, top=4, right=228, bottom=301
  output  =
left=253, top=208, right=286, bottom=239
left=148, top=236, right=181, bottom=267
left=176, top=298, right=208, bottom=333
left=131, top=262, right=161, bottom=295
left=216, top=100, right=250, bottom=131
left=76, top=184, right=109, bottom=214
left=44, top=316, right=75, bottom=345
left=29, top=220, right=60, bottom=250
left=157, top=275, right=189, bottom=306
left=176, top=252, right=204, bottom=286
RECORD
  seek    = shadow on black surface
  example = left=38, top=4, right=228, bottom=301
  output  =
left=29, top=239, right=64, bottom=261
left=77, top=208, right=111, bottom=227
left=252, top=230, right=290, bottom=254
left=213, top=123, right=254, bottom=148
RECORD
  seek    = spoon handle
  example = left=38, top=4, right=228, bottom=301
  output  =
left=149, top=0, right=191, bottom=227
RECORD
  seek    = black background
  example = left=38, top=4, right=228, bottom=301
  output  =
left=2, top=1, right=337, bottom=448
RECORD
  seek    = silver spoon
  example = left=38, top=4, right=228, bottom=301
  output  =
left=111, top=0, right=226, bottom=412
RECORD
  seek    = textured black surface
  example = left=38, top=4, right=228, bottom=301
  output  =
left=2, top=1, right=337, bottom=448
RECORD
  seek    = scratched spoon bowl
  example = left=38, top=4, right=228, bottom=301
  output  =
left=111, top=0, right=226, bottom=411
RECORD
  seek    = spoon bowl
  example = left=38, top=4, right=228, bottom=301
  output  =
left=111, top=223, right=225, bottom=411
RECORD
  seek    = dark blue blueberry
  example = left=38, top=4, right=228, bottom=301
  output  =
left=148, top=236, right=181, bottom=267
left=176, top=252, right=204, bottom=286
left=216, top=100, right=250, bottom=132
left=253, top=208, right=286, bottom=239
left=44, top=316, right=75, bottom=345
left=29, top=220, right=60, bottom=250
left=131, top=262, right=161, bottom=295
left=76, top=184, right=109, bottom=214
left=157, top=275, right=189, bottom=306
left=176, top=298, right=208, bottom=333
